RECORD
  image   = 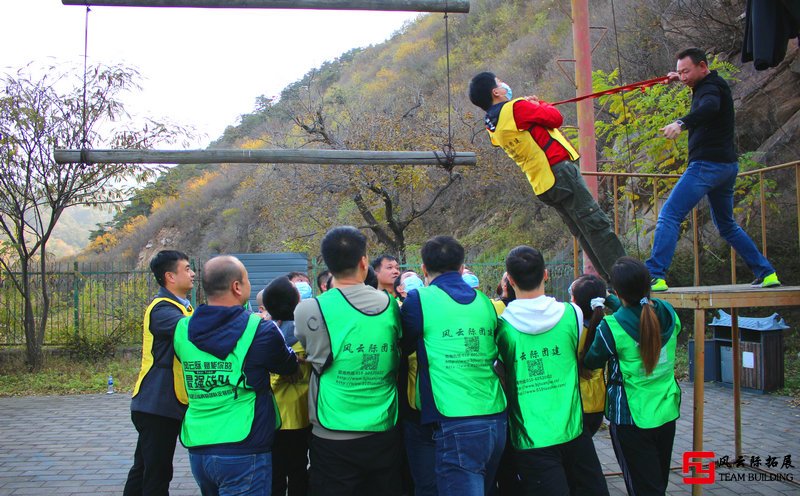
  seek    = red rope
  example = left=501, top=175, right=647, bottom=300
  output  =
left=550, top=75, right=671, bottom=106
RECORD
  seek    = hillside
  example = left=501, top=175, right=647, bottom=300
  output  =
left=50, top=206, right=112, bottom=258
left=83, top=0, right=799, bottom=281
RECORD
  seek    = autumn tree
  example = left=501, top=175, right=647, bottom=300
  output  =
left=267, top=67, right=463, bottom=262
left=0, top=63, right=188, bottom=370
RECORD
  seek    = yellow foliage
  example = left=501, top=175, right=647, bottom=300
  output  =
left=393, top=39, right=435, bottom=64
left=151, top=196, right=167, bottom=212
left=241, top=137, right=265, bottom=150
left=86, top=231, right=119, bottom=253
left=363, top=67, right=399, bottom=95
left=187, top=171, right=220, bottom=193
left=122, top=215, right=148, bottom=235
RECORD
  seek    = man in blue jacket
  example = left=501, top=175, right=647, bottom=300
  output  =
left=650, top=47, right=780, bottom=291
left=125, top=250, right=195, bottom=496
left=174, top=255, right=298, bottom=495
left=401, top=236, right=507, bottom=496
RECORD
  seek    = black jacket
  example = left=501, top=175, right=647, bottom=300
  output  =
left=131, top=287, right=191, bottom=420
left=680, top=71, right=737, bottom=164
left=741, top=0, right=800, bottom=70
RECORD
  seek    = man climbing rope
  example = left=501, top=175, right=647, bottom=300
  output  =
left=469, top=72, right=626, bottom=281
left=648, top=47, right=780, bottom=291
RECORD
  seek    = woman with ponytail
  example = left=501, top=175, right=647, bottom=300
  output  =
left=570, top=274, right=608, bottom=436
left=584, top=257, right=681, bottom=496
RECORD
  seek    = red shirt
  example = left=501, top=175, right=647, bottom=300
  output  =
left=511, top=100, right=571, bottom=166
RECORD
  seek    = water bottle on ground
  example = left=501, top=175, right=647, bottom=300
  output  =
left=107, top=374, right=114, bottom=395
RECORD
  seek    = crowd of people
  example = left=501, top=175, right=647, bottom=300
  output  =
left=124, top=231, right=682, bottom=496
left=122, top=47, right=779, bottom=496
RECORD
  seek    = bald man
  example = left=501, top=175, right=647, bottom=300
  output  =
left=174, top=255, right=298, bottom=495
left=256, top=288, right=270, bottom=319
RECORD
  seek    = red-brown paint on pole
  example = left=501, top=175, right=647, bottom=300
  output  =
left=571, top=0, right=598, bottom=276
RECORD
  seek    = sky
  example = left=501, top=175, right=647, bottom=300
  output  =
left=2, top=2, right=419, bottom=148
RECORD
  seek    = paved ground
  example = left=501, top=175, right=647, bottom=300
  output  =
left=0, top=382, right=798, bottom=495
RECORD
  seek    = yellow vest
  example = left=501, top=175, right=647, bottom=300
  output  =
left=491, top=299, right=506, bottom=316
left=270, top=341, right=312, bottom=430
left=578, top=325, right=606, bottom=413
left=488, top=98, right=580, bottom=195
left=406, top=352, right=419, bottom=410
left=132, top=297, right=192, bottom=404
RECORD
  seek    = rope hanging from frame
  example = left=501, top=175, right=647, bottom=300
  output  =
left=80, top=5, right=91, bottom=166
left=435, top=2, right=457, bottom=170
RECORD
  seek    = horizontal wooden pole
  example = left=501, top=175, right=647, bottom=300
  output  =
left=53, top=148, right=476, bottom=166
left=62, top=0, right=470, bottom=13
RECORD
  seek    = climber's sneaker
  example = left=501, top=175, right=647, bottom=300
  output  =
left=750, top=272, right=781, bottom=288
left=650, top=278, right=668, bottom=292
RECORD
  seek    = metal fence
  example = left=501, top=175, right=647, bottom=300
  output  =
left=0, top=262, right=166, bottom=347
left=1, top=257, right=577, bottom=347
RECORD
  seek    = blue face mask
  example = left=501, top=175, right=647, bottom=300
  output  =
left=294, top=281, right=313, bottom=300
left=402, top=275, right=425, bottom=294
left=499, top=82, right=512, bottom=100
left=462, top=273, right=480, bottom=288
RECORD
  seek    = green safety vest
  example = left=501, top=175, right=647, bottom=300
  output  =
left=605, top=309, right=681, bottom=428
left=316, top=288, right=401, bottom=432
left=419, top=285, right=506, bottom=417
left=173, top=313, right=260, bottom=448
left=496, top=303, right=583, bottom=449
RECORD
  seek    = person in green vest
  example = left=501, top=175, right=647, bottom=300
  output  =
left=400, top=235, right=506, bottom=496
left=495, top=246, right=608, bottom=496
left=125, top=250, right=195, bottom=496
left=295, top=226, right=403, bottom=496
left=569, top=274, right=609, bottom=437
left=583, top=257, right=682, bottom=496
left=468, top=72, right=625, bottom=281
left=263, top=275, right=312, bottom=496
left=174, top=255, right=298, bottom=495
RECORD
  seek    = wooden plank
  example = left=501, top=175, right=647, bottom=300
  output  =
left=53, top=148, right=476, bottom=166
left=61, top=0, right=470, bottom=13
left=658, top=285, right=800, bottom=310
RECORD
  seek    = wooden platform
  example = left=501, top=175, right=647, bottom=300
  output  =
left=657, top=284, right=800, bottom=495
left=658, top=283, right=800, bottom=309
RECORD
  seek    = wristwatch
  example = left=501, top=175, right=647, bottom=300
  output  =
left=675, top=120, right=686, bottom=130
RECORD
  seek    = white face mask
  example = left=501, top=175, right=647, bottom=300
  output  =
left=499, top=82, right=513, bottom=100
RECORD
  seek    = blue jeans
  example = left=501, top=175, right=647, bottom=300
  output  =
left=646, top=160, right=774, bottom=279
left=403, top=420, right=437, bottom=496
left=433, top=417, right=507, bottom=496
left=189, top=452, right=271, bottom=496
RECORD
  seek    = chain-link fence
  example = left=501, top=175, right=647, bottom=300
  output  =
left=0, top=262, right=174, bottom=347
left=1, top=257, right=576, bottom=347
